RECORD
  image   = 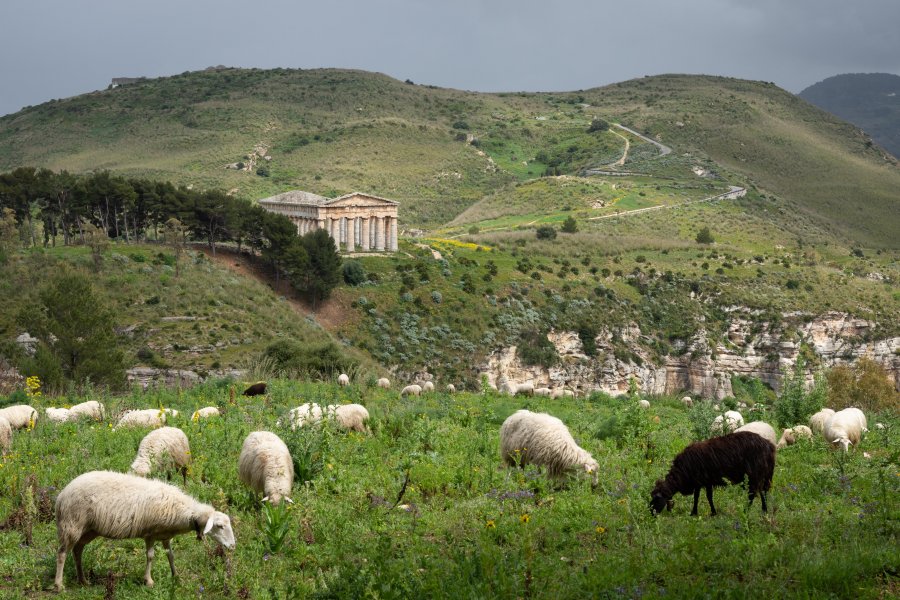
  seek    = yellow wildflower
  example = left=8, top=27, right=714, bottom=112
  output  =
left=595, top=526, right=606, bottom=534
left=520, top=514, right=530, bottom=524
left=485, top=520, right=496, bottom=529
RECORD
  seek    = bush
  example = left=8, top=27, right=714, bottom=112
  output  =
left=342, top=261, right=367, bottom=286
left=826, top=358, right=899, bottom=411
left=774, top=356, right=827, bottom=428
left=518, top=329, right=558, bottom=368
left=256, top=166, right=270, bottom=177
left=263, top=339, right=357, bottom=379
left=588, top=118, right=609, bottom=133
left=561, top=216, right=578, bottom=233
left=431, top=290, right=442, bottom=304
left=536, top=226, right=557, bottom=240
left=695, top=227, right=714, bottom=244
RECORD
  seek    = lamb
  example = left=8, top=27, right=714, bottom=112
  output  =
left=776, top=425, right=813, bottom=449
left=650, top=431, right=775, bottom=516
left=823, top=407, right=867, bottom=452
left=46, top=407, right=73, bottom=423
left=54, top=471, right=234, bottom=591
left=710, top=411, right=744, bottom=435
left=114, top=408, right=178, bottom=429
left=338, top=373, right=350, bottom=387
left=130, top=427, right=191, bottom=484
left=69, top=400, right=105, bottom=421
left=400, top=384, right=422, bottom=397
left=422, top=381, right=435, bottom=392
left=330, top=404, right=370, bottom=433
left=808, top=408, right=835, bottom=434
left=242, top=382, right=267, bottom=397
left=191, top=406, right=220, bottom=420
left=446, top=384, right=456, bottom=393
left=377, top=377, right=391, bottom=389
left=0, top=404, right=38, bottom=430
left=639, top=399, right=651, bottom=409
left=0, top=415, right=11, bottom=454
left=500, top=410, right=599, bottom=486
left=734, top=421, right=778, bottom=446
left=238, top=431, right=293, bottom=504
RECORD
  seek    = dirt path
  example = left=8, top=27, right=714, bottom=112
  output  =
left=587, top=186, right=746, bottom=221
left=613, top=123, right=672, bottom=156
left=606, top=129, right=631, bottom=167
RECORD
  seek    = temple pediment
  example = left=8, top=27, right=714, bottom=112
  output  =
left=324, top=193, right=399, bottom=208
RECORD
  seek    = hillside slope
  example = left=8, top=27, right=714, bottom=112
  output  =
left=0, top=69, right=897, bottom=246
left=800, top=73, right=900, bottom=159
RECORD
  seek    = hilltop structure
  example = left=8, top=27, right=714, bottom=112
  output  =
left=258, top=191, right=399, bottom=253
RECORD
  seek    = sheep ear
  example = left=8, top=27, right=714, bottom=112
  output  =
left=285, top=497, right=294, bottom=504
left=203, top=518, right=215, bottom=535
left=262, top=496, right=270, bottom=502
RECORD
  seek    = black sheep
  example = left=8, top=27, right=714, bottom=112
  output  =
left=650, top=431, right=775, bottom=516
left=242, top=382, right=267, bottom=397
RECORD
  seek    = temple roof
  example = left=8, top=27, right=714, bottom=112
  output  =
left=258, top=190, right=329, bottom=206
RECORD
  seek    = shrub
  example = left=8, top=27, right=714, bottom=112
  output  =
left=561, top=216, right=578, bottom=233
left=342, top=261, right=367, bottom=286
left=696, top=227, right=714, bottom=244
left=536, top=226, right=557, bottom=240
left=774, top=356, right=827, bottom=428
left=431, top=290, right=442, bottom=304
left=588, top=118, right=609, bottom=132
left=826, top=358, right=899, bottom=411
left=518, top=328, right=558, bottom=368
left=263, top=339, right=357, bottom=378
left=468, top=225, right=480, bottom=235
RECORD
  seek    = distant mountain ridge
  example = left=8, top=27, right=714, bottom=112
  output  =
left=799, top=73, right=900, bottom=158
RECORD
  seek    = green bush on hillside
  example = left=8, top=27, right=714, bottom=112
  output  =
left=263, top=339, right=357, bottom=379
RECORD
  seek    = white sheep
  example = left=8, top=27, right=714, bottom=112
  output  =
left=422, top=381, right=435, bottom=393
left=874, top=423, right=886, bottom=430
left=446, top=383, right=456, bottom=393
left=278, top=403, right=325, bottom=430
left=638, top=399, right=651, bottom=409
left=69, top=400, right=105, bottom=421
left=338, top=373, right=350, bottom=387
left=329, top=404, right=370, bottom=433
left=191, top=406, right=220, bottom=420
left=808, top=408, right=835, bottom=434
left=0, top=404, right=38, bottom=430
left=130, top=427, right=191, bottom=484
left=823, top=408, right=867, bottom=452
left=550, top=389, right=576, bottom=399
left=0, top=415, right=11, bottom=454
left=681, top=396, right=693, bottom=408
left=515, top=382, right=535, bottom=396
left=734, top=421, right=778, bottom=446
left=776, top=425, right=814, bottom=449
left=238, top=431, right=293, bottom=504
left=711, top=410, right=744, bottom=435
left=115, top=408, right=178, bottom=429
left=54, top=471, right=234, bottom=591
left=377, top=377, right=391, bottom=389
left=500, top=410, right=599, bottom=485
left=400, top=384, right=422, bottom=397
left=534, top=387, right=552, bottom=397
left=45, top=407, right=73, bottom=423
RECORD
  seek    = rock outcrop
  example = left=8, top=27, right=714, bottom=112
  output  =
left=480, top=311, right=899, bottom=399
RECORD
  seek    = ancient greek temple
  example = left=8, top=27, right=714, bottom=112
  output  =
left=258, top=190, right=399, bottom=252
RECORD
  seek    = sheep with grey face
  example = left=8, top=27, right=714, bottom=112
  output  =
left=0, top=405, right=38, bottom=430
left=500, top=410, right=598, bottom=486
left=734, top=421, right=778, bottom=446
left=238, top=431, right=293, bottom=504
left=0, top=415, right=11, bottom=454
left=130, top=427, right=191, bottom=485
left=54, top=471, right=234, bottom=591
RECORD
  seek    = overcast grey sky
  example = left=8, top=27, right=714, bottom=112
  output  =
left=1, top=0, right=898, bottom=117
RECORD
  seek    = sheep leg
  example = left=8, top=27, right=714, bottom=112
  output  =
left=73, top=532, right=97, bottom=585
left=162, top=539, right=176, bottom=577
left=181, top=466, right=188, bottom=486
left=55, top=544, right=70, bottom=592
left=705, top=486, right=716, bottom=516
left=144, top=539, right=156, bottom=587
left=691, top=488, right=700, bottom=516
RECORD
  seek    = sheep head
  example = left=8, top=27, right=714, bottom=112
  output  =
left=583, top=458, right=600, bottom=488
left=649, top=479, right=674, bottom=515
left=202, top=511, right=236, bottom=549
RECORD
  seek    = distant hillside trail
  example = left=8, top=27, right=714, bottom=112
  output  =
left=613, top=123, right=672, bottom=156
left=606, top=129, right=631, bottom=167
left=587, top=186, right=746, bottom=221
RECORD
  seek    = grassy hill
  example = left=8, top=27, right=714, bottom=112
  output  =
left=1, top=69, right=897, bottom=246
left=800, top=73, right=900, bottom=159
left=1, top=380, right=897, bottom=597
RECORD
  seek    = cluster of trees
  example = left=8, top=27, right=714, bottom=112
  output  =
left=0, top=167, right=341, bottom=303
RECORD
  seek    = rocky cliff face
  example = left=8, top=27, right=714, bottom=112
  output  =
left=480, top=311, right=899, bottom=399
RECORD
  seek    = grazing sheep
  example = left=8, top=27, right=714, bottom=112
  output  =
left=54, top=471, right=234, bottom=591
left=278, top=403, right=324, bottom=430
left=446, top=384, right=456, bottom=393
left=377, top=377, right=391, bottom=389
left=238, top=431, right=293, bottom=504
left=46, top=407, right=73, bottom=423
left=734, top=421, right=778, bottom=446
left=823, top=408, right=867, bottom=452
left=330, top=404, right=370, bottom=433
left=242, top=382, right=267, bottom=397
left=400, top=384, right=422, bottom=397
left=191, top=406, right=220, bottom=420
left=69, top=401, right=105, bottom=421
left=338, top=373, right=350, bottom=387
left=0, top=405, right=38, bottom=430
left=809, top=408, right=835, bottom=434
left=650, top=432, right=775, bottom=516
left=534, top=387, right=552, bottom=397
left=500, top=410, right=598, bottom=485
left=639, top=399, right=651, bottom=409
left=515, top=382, right=535, bottom=396
left=130, top=427, right=191, bottom=484
left=681, top=396, right=694, bottom=408
left=550, top=389, right=576, bottom=399
left=422, top=381, right=435, bottom=393
left=710, top=411, right=744, bottom=435
left=115, top=408, right=177, bottom=430
left=0, top=415, right=11, bottom=454
left=776, top=425, right=813, bottom=449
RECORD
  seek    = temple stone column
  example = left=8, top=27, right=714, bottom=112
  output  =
left=375, top=216, right=385, bottom=251
left=330, top=217, right=340, bottom=249
left=346, top=215, right=355, bottom=252
left=389, top=216, right=398, bottom=251
left=317, top=218, right=325, bottom=233
left=295, top=218, right=301, bottom=235
left=361, top=217, right=370, bottom=251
